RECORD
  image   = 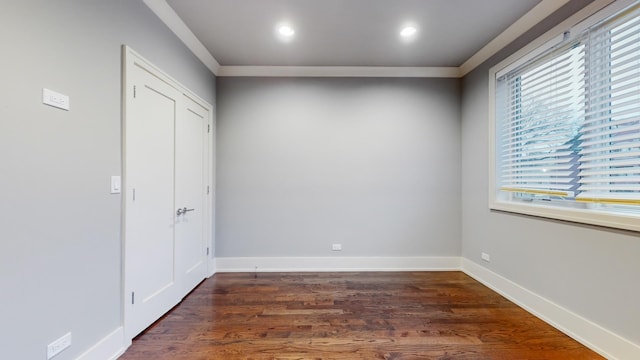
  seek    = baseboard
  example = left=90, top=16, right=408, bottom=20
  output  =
left=207, top=256, right=217, bottom=277
left=461, top=258, right=640, bottom=360
left=75, top=326, right=125, bottom=360
left=215, top=256, right=461, bottom=272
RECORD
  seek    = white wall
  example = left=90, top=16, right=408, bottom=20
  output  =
left=461, top=0, right=640, bottom=348
left=0, top=1, right=215, bottom=359
left=216, top=77, right=461, bottom=259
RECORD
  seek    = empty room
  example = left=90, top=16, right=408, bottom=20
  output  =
left=1, top=0, right=639, bottom=359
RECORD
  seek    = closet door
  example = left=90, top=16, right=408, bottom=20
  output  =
left=174, top=95, right=209, bottom=296
left=123, top=48, right=211, bottom=340
left=124, top=62, right=182, bottom=339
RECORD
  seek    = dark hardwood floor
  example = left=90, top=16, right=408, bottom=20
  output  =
left=119, top=271, right=603, bottom=359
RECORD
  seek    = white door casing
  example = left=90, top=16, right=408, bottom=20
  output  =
left=122, top=46, right=213, bottom=342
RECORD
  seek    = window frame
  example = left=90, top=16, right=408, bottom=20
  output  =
left=488, top=0, right=640, bottom=232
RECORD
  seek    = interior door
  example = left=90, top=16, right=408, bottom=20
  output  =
left=123, top=47, right=212, bottom=341
left=174, top=95, right=209, bottom=295
left=124, top=62, right=182, bottom=339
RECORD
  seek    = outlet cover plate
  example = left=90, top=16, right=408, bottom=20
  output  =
left=43, top=88, right=70, bottom=111
left=47, top=332, right=71, bottom=359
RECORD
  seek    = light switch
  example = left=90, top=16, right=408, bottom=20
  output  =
left=111, top=176, right=121, bottom=194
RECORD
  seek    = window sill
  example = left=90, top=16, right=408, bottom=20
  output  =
left=490, top=200, right=640, bottom=233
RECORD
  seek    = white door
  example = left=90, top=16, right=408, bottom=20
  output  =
left=124, top=63, right=181, bottom=339
left=123, top=50, right=211, bottom=340
left=175, top=95, right=209, bottom=295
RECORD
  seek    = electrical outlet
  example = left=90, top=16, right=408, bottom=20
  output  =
left=332, top=243, right=342, bottom=251
left=481, top=252, right=491, bottom=262
left=42, top=88, right=70, bottom=111
left=47, top=332, right=71, bottom=359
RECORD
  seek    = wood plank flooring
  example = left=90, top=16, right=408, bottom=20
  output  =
left=119, top=271, right=604, bottom=359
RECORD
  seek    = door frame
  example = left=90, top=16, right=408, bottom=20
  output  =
left=121, top=46, right=215, bottom=344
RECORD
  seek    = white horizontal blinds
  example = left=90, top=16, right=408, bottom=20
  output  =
left=577, top=6, right=640, bottom=205
left=499, top=43, right=585, bottom=197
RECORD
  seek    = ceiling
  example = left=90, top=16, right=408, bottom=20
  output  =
left=146, top=0, right=571, bottom=76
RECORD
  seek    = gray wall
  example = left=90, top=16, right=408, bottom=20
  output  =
left=461, top=0, right=640, bottom=344
left=3, top=0, right=637, bottom=357
left=216, top=77, right=461, bottom=257
left=0, top=1, right=215, bottom=359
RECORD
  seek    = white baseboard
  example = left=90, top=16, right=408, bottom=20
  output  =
left=215, top=256, right=461, bottom=272
left=207, top=256, right=217, bottom=277
left=75, top=326, right=125, bottom=360
left=461, top=258, right=640, bottom=360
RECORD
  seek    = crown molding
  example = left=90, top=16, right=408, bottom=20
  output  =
left=218, top=66, right=460, bottom=78
left=144, top=0, right=579, bottom=78
left=142, top=0, right=220, bottom=75
left=459, top=0, right=570, bottom=76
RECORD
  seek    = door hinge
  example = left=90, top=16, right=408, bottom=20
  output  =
left=207, top=247, right=210, bottom=256
left=207, top=185, right=210, bottom=195
left=133, top=85, right=137, bottom=98
left=131, top=292, right=135, bottom=304
left=207, top=124, right=210, bottom=133
left=132, top=188, right=136, bottom=201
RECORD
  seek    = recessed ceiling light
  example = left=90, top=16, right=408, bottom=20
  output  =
left=400, top=26, right=417, bottom=38
left=275, top=23, right=295, bottom=42
left=278, top=25, right=295, bottom=37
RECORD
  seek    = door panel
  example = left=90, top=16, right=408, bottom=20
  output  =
left=175, top=96, right=208, bottom=295
left=125, top=64, right=182, bottom=339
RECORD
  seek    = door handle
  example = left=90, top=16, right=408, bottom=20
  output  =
left=176, top=207, right=195, bottom=216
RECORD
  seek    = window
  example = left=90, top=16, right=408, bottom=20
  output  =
left=490, top=0, right=640, bottom=231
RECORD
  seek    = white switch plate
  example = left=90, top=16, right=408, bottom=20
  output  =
left=47, top=332, right=71, bottom=359
left=332, top=243, right=342, bottom=251
left=110, top=176, right=121, bottom=194
left=43, top=88, right=70, bottom=111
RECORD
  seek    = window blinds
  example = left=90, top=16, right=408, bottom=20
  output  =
left=498, top=43, right=585, bottom=198
left=577, top=7, right=640, bottom=204
left=497, top=4, right=640, bottom=206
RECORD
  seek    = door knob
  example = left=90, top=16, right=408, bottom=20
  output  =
left=176, top=207, right=195, bottom=216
